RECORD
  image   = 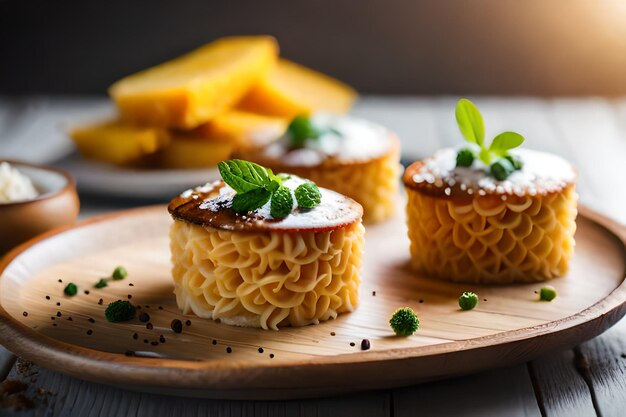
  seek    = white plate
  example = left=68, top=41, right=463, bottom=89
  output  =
left=59, top=154, right=219, bottom=199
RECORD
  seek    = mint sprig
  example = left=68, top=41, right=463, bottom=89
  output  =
left=454, top=99, right=525, bottom=178
left=217, top=159, right=321, bottom=217
left=286, top=115, right=342, bottom=148
left=218, top=159, right=273, bottom=193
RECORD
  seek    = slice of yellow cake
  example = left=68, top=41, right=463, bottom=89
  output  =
left=109, top=36, right=279, bottom=128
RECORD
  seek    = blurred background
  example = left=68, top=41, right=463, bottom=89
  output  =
left=2, top=0, right=626, bottom=96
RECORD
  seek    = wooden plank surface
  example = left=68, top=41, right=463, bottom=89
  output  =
left=1, top=96, right=625, bottom=416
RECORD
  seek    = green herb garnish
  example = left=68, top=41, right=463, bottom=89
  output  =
left=270, top=186, right=294, bottom=218
left=64, top=283, right=78, bottom=296
left=295, top=182, right=322, bottom=209
left=389, top=307, right=419, bottom=336
left=458, top=291, right=479, bottom=310
left=455, top=98, right=525, bottom=179
left=104, top=300, right=136, bottom=322
left=539, top=286, right=557, bottom=302
left=112, top=266, right=127, bottom=280
left=287, top=115, right=321, bottom=148
left=218, top=159, right=321, bottom=217
left=94, top=278, right=108, bottom=289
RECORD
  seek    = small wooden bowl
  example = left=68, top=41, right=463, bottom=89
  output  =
left=0, top=160, right=79, bottom=254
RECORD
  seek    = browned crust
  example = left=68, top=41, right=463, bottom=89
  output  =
left=403, top=159, right=575, bottom=201
left=168, top=181, right=362, bottom=233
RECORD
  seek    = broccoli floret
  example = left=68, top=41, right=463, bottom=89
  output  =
left=104, top=300, right=135, bottom=322
left=389, top=307, right=419, bottom=336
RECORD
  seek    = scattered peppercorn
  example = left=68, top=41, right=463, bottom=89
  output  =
left=159, top=335, right=166, bottom=343
left=226, top=347, right=232, bottom=354
left=459, top=292, right=479, bottom=311
left=58, top=279, right=62, bottom=283
left=67, top=317, right=73, bottom=321
left=540, top=286, right=557, bottom=301
left=138, top=312, right=150, bottom=323
left=22, top=312, right=28, bottom=317
left=98, top=298, right=103, bottom=305
left=50, top=317, right=55, bottom=321
left=171, top=319, right=183, bottom=333
left=212, top=339, right=217, bottom=345
left=84, top=290, right=90, bottom=295
left=52, top=323, right=57, bottom=327
left=350, top=342, right=356, bottom=347
left=56, top=311, right=62, bottom=317
left=158, top=306, right=163, bottom=310
left=45, top=295, right=50, bottom=300
left=389, top=307, right=420, bottom=336
left=132, top=333, right=138, bottom=340
left=372, top=291, right=376, bottom=296
left=146, top=323, right=153, bottom=330
left=112, top=266, right=128, bottom=280
left=185, top=320, right=191, bottom=326
left=144, top=339, right=149, bottom=344
left=56, top=302, right=61, bottom=306
left=94, top=279, right=108, bottom=289
left=104, top=300, right=136, bottom=322
left=269, top=354, right=275, bottom=358
left=258, top=347, right=264, bottom=353
left=127, top=294, right=132, bottom=300
left=128, top=283, right=134, bottom=287
left=419, top=299, right=424, bottom=304
left=64, top=283, right=78, bottom=296
left=86, top=329, right=93, bottom=335
left=88, top=318, right=95, bottom=323
left=361, top=339, right=371, bottom=351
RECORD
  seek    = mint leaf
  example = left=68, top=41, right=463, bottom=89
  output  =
left=287, top=115, right=321, bottom=148
left=455, top=99, right=485, bottom=147
left=231, top=188, right=271, bottom=213
left=218, top=160, right=272, bottom=193
left=490, top=132, right=525, bottom=156
left=295, top=182, right=321, bottom=209
left=478, top=148, right=493, bottom=165
left=270, top=186, right=293, bottom=218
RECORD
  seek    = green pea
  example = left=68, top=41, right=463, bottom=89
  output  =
left=94, top=278, right=108, bottom=289
left=490, top=158, right=515, bottom=180
left=456, top=148, right=475, bottom=167
left=112, top=266, right=127, bottom=280
left=458, top=291, right=479, bottom=310
left=64, top=283, right=78, bottom=296
left=540, top=286, right=557, bottom=301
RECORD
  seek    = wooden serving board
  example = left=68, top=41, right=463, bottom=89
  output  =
left=0, top=205, right=624, bottom=399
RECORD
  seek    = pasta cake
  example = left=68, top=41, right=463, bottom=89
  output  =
left=403, top=99, right=578, bottom=284
left=237, top=114, right=401, bottom=224
left=168, top=160, right=364, bottom=330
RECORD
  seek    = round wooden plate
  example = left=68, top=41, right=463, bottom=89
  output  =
left=0, top=205, right=624, bottom=399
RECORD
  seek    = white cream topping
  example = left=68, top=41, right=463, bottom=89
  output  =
left=411, top=148, right=576, bottom=196
left=262, top=113, right=392, bottom=166
left=0, top=162, right=39, bottom=203
left=191, top=175, right=361, bottom=230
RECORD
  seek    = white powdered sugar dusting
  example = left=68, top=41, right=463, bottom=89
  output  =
left=197, top=175, right=361, bottom=230
left=411, top=148, right=576, bottom=196
left=261, top=113, right=392, bottom=166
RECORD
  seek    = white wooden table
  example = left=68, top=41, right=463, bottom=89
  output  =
left=0, top=96, right=625, bottom=417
